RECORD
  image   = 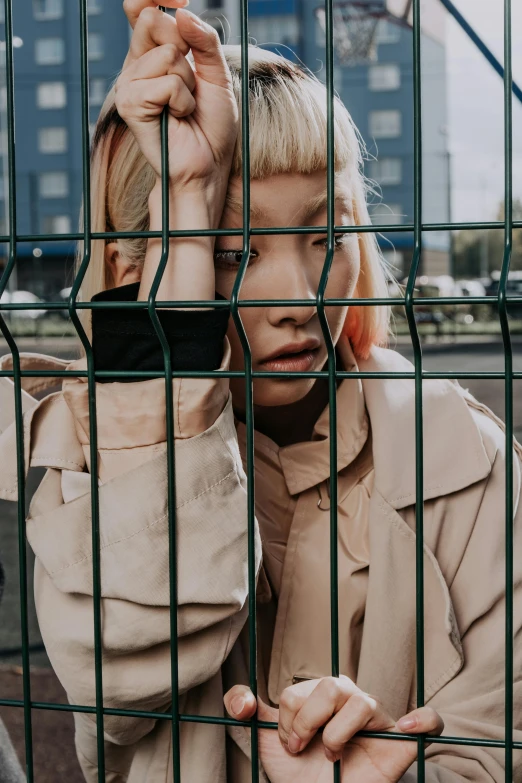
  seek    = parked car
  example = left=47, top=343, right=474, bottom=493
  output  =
left=485, top=271, right=522, bottom=318
left=0, top=289, right=46, bottom=320
left=54, top=287, right=73, bottom=320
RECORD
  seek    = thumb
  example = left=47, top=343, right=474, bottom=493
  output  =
left=224, top=685, right=279, bottom=724
left=175, top=8, right=231, bottom=88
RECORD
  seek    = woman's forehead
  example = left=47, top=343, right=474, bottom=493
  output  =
left=223, top=171, right=353, bottom=225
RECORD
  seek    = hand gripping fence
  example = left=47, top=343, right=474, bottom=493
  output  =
left=0, top=0, right=519, bottom=781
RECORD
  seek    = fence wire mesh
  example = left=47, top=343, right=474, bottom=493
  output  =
left=0, top=0, right=518, bottom=781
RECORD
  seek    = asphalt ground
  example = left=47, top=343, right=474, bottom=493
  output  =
left=0, top=335, right=521, bottom=780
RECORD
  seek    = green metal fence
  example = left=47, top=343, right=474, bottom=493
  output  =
left=0, top=0, right=518, bottom=781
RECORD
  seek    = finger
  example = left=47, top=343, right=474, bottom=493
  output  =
left=123, top=0, right=188, bottom=30
left=278, top=677, right=355, bottom=751
left=124, top=6, right=189, bottom=69
left=126, top=43, right=196, bottom=92
left=175, top=9, right=232, bottom=88
left=396, top=708, right=445, bottom=738
left=285, top=679, right=353, bottom=754
left=224, top=685, right=258, bottom=721
left=321, top=691, right=386, bottom=763
left=119, top=74, right=196, bottom=120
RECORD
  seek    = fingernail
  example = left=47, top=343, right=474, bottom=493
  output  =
left=398, top=716, right=417, bottom=731
left=287, top=732, right=302, bottom=754
left=325, top=748, right=339, bottom=763
left=230, top=696, right=245, bottom=716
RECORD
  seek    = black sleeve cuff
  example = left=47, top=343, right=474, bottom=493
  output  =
left=91, top=282, right=230, bottom=381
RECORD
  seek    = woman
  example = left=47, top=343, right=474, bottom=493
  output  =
left=0, top=1, right=521, bottom=781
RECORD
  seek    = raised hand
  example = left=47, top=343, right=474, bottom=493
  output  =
left=224, top=676, right=444, bottom=783
left=117, top=1, right=238, bottom=199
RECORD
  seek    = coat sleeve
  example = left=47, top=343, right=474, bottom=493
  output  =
left=401, top=404, right=522, bottom=782
left=0, top=345, right=261, bottom=756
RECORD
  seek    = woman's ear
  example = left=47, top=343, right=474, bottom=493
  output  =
left=104, top=242, right=141, bottom=288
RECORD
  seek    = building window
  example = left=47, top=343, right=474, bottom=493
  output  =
left=87, top=0, right=102, bottom=14
left=33, top=0, right=63, bottom=20
left=369, top=109, right=401, bottom=139
left=38, top=127, right=68, bottom=154
left=37, top=82, right=66, bottom=109
left=206, top=0, right=222, bottom=9
left=369, top=64, right=400, bottom=91
left=369, top=157, right=402, bottom=185
left=249, top=15, right=300, bottom=47
left=35, top=38, right=65, bottom=66
left=89, top=78, right=106, bottom=106
left=39, top=172, right=68, bottom=198
left=370, top=203, right=403, bottom=225
left=88, top=33, right=104, bottom=61
left=375, top=19, right=401, bottom=45
left=42, top=214, right=71, bottom=234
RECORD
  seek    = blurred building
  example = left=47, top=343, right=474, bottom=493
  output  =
left=0, top=0, right=130, bottom=296
left=0, top=0, right=450, bottom=296
left=247, top=0, right=451, bottom=278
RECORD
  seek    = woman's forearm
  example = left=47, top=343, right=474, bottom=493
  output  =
left=138, top=180, right=219, bottom=306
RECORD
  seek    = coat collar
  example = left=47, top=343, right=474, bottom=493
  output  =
left=255, top=335, right=493, bottom=504
left=277, top=339, right=369, bottom=496
left=0, top=342, right=493, bottom=508
left=357, top=342, right=493, bottom=508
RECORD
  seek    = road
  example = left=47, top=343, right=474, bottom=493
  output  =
left=0, top=336, right=521, bottom=779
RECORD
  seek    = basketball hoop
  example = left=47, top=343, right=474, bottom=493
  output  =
left=315, top=1, right=396, bottom=66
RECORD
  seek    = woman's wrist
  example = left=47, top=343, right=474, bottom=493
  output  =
left=149, top=176, right=226, bottom=229
left=138, top=182, right=220, bottom=304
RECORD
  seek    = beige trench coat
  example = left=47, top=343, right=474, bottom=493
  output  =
left=0, top=336, right=521, bottom=783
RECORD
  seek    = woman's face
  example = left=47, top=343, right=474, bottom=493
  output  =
left=215, top=170, right=361, bottom=412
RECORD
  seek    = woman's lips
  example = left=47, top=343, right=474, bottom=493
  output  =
left=259, top=348, right=320, bottom=372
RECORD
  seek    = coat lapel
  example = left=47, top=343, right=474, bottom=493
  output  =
left=357, top=344, right=492, bottom=508
left=356, top=490, right=463, bottom=718
left=269, top=339, right=494, bottom=715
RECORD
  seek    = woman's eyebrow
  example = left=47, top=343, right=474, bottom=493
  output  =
left=299, top=187, right=353, bottom=223
left=224, top=186, right=353, bottom=224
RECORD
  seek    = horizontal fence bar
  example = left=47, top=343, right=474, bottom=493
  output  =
left=0, top=698, right=520, bottom=751
left=2, top=369, right=522, bottom=381
left=1, top=220, right=522, bottom=245
left=1, top=296, right=522, bottom=311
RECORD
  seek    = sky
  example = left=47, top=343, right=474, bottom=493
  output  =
left=445, top=0, right=522, bottom=222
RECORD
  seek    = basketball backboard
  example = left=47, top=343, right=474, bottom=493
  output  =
left=315, top=0, right=445, bottom=65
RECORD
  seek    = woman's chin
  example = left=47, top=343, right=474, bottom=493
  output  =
left=251, top=377, right=318, bottom=408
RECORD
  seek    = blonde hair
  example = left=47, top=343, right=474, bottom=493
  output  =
left=76, top=43, right=390, bottom=359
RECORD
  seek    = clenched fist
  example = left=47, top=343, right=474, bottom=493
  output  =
left=116, top=1, right=238, bottom=195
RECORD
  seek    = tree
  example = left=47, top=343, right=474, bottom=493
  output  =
left=453, top=199, right=522, bottom=278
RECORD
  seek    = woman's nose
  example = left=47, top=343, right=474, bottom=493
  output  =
left=265, top=255, right=318, bottom=327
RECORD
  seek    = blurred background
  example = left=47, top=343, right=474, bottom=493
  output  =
left=0, top=0, right=521, bottom=337
left=0, top=1, right=522, bottom=779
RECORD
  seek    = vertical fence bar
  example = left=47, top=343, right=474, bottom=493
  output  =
left=68, top=1, right=106, bottom=779
left=229, top=1, right=258, bottom=779
left=146, top=7, right=182, bottom=779
left=316, top=0, right=339, bottom=780
left=0, top=0, right=34, bottom=779
left=498, top=0, right=514, bottom=780
left=403, top=0, right=425, bottom=780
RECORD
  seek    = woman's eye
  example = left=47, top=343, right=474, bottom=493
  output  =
left=314, top=234, right=349, bottom=250
left=214, top=250, right=256, bottom=269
